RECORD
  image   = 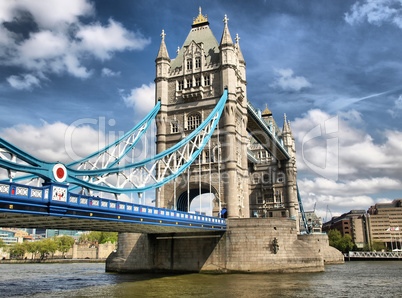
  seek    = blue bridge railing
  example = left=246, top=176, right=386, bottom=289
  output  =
left=0, top=181, right=226, bottom=231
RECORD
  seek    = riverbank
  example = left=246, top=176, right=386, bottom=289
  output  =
left=0, top=258, right=106, bottom=264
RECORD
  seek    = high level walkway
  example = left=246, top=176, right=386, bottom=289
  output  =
left=246, top=100, right=290, bottom=161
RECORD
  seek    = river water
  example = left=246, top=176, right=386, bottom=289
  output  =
left=0, top=261, right=400, bottom=297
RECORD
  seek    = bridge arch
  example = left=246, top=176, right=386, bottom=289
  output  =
left=175, top=182, right=219, bottom=215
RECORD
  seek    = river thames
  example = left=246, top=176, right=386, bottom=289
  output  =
left=0, top=261, right=400, bottom=297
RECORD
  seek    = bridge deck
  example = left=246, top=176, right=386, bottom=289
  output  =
left=0, top=181, right=226, bottom=233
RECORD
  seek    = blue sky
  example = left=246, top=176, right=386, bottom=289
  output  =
left=1, top=0, right=402, bottom=219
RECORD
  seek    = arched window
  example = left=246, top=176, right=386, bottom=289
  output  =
left=187, top=113, right=201, bottom=130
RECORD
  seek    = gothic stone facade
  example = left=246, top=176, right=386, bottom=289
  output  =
left=154, top=10, right=298, bottom=220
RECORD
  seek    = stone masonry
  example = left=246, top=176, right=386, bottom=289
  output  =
left=106, top=218, right=343, bottom=273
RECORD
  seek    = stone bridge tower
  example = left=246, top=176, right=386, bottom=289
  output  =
left=154, top=9, right=249, bottom=218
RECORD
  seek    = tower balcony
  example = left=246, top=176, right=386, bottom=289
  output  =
left=181, top=86, right=206, bottom=101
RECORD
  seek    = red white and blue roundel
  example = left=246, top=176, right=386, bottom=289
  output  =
left=52, top=163, right=67, bottom=183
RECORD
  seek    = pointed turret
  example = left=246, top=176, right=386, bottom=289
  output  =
left=219, top=13, right=236, bottom=93
left=282, top=113, right=295, bottom=158
left=235, top=33, right=246, bottom=82
left=282, top=113, right=290, bottom=133
left=155, top=30, right=170, bottom=105
left=220, top=14, right=234, bottom=46
left=235, top=33, right=245, bottom=63
left=156, top=30, right=170, bottom=61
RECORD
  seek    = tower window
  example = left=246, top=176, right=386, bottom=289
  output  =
left=178, top=80, right=184, bottom=91
left=187, top=59, right=193, bottom=70
left=187, top=113, right=201, bottom=130
left=195, top=77, right=201, bottom=87
left=171, top=122, right=179, bottom=133
left=204, top=75, right=210, bottom=86
left=186, top=78, right=193, bottom=89
left=205, top=150, right=213, bottom=163
left=195, top=57, right=201, bottom=68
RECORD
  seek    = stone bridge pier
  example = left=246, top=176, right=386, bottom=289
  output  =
left=106, top=218, right=344, bottom=273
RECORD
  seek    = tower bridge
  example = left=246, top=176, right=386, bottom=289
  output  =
left=0, top=8, right=343, bottom=273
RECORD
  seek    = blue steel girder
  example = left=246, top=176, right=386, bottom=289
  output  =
left=3, top=100, right=161, bottom=184
left=297, top=184, right=309, bottom=233
left=0, top=91, right=228, bottom=195
left=246, top=100, right=290, bottom=161
left=65, top=90, right=227, bottom=193
left=0, top=138, right=61, bottom=181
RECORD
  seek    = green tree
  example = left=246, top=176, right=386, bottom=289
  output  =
left=0, top=238, right=5, bottom=250
left=55, top=235, right=75, bottom=257
left=37, top=238, right=57, bottom=259
left=99, top=232, right=118, bottom=244
left=327, top=229, right=342, bottom=247
left=25, top=241, right=40, bottom=259
left=371, top=240, right=386, bottom=252
left=79, top=231, right=118, bottom=244
left=8, top=242, right=26, bottom=259
left=327, top=229, right=355, bottom=253
left=337, top=234, right=354, bottom=253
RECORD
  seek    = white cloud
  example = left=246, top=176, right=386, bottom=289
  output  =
left=300, top=192, right=375, bottom=220
left=300, top=177, right=401, bottom=197
left=388, top=94, right=402, bottom=118
left=101, top=68, right=121, bottom=77
left=293, top=107, right=402, bottom=218
left=7, top=74, right=40, bottom=90
left=376, top=198, right=394, bottom=204
left=77, top=19, right=150, bottom=60
left=121, top=83, right=155, bottom=119
left=345, top=0, right=402, bottom=29
left=1, top=0, right=150, bottom=89
left=19, top=31, right=68, bottom=62
left=63, top=54, right=92, bottom=78
left=292, top=109, right=402, bottom=179
left=0, top=121, right=105, bottom=164
left=16, top=0, right=94, bottom=29
left=270, top=68, right=311, bottom=92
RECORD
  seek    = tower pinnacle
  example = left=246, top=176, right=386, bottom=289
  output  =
left=220, top=14, right=233, bottom=46
left=193, top=7, right=208, bottom=27
left=156, top=29, right=170, bottom=61
left=223, top=14, right=229, bottom=25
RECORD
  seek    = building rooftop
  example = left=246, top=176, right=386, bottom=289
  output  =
left=170, top=8, right=220, bottom=71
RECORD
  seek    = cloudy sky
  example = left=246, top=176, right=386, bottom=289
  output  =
left=1, top=0, right=402, bottom=220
